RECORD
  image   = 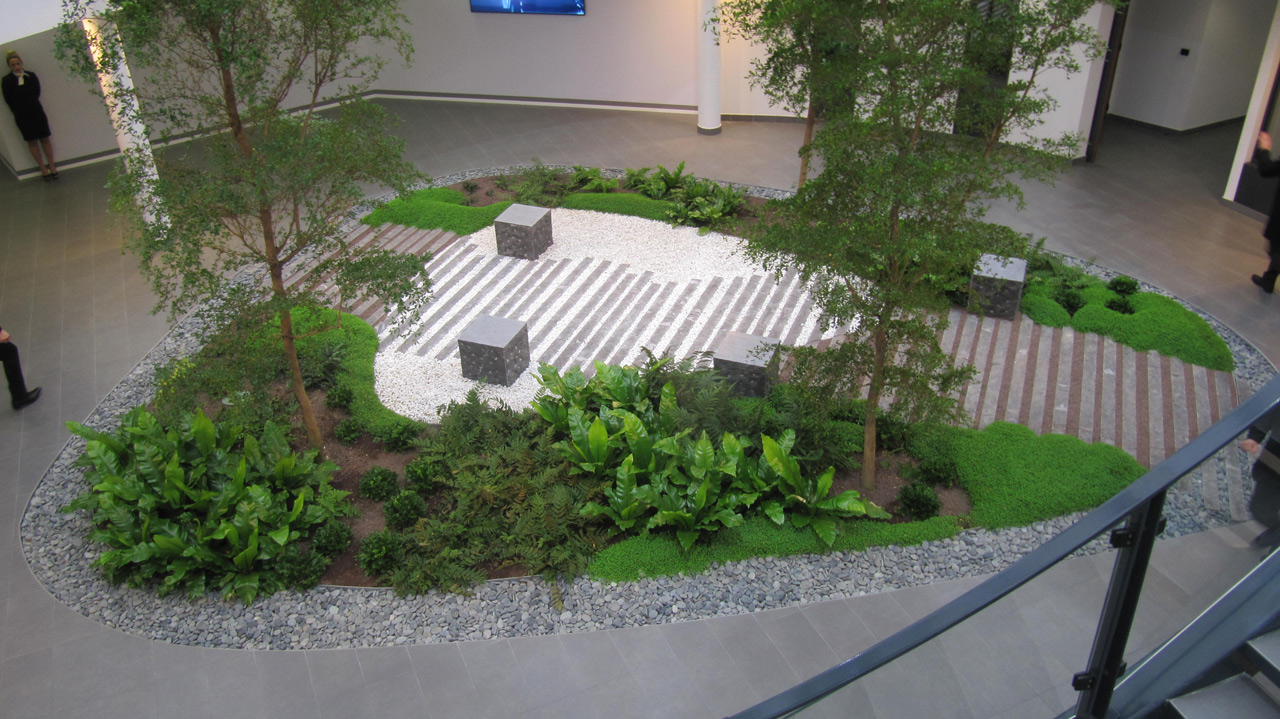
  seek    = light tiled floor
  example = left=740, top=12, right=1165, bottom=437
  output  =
left=0, top=104, right=1275, bottom=719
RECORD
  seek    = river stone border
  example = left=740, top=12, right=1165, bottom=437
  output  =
left=19, top=170, right=1277, bottom=650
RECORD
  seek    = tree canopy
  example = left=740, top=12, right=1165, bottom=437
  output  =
left=737, top=0, right=1111, bottom=488
left=57, top=0, right=430, bottom=452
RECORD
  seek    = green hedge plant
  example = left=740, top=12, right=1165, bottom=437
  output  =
left=61, top=408, right=351, bottom=603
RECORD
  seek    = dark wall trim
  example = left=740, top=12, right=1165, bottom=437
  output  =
left=721, top=113, right=804, bottom=124
left=1220, top=195, right=1268, bottom=224
left=1107, top=113, right=1246, bottom=136
left=367, top=89, right=697, bottom=113
left=9, top=147, right=120, bottom=181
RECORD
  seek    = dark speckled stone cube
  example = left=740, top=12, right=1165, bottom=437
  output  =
left=968, top=254, right=1027, bottom=320
left=495, top=204, right=553, bottom=260
left=714, top=332, right=781, bottom=397
left=457, top=314, right=529, bottom=386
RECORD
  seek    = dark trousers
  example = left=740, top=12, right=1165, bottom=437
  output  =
left=1264, top=239, right=1280, bottom=286
left=0, top=341, right=29, bottom=405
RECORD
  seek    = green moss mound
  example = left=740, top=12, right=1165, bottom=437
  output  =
left=956, top=421, right=1145, bottom=529
left=1021, top=270, right=1232, bottom=371
left=362, top=187, right=513, bottom=235
left=559, top=192, right=679, bottom=221
left=588, top=515, right=961, bottom=582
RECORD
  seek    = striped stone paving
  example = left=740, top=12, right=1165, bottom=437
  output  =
left=316, top=221, right=1250, bottom=521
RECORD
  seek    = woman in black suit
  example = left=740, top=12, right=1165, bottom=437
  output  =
left=2, top=51, right=58, bottom=180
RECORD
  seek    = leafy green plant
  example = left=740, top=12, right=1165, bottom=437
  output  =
left=493, top=175, right=512, bottom=191
left=758, top=431, right=890, bottom=546
left=583, top=176, right=619, bottom=193
left=622, top=166, right=651, bottom=189
left=462, top=181, right=479, bottom=195
left=571, top=165, right=603, bottom=187
left=312, top=519, right=354, bottom=558
left=384, top=489, right=429, bottom=530
left=514, top=159, right=567, bottom=205
left=356, top=531, right=406, bottom=576
left=359, top=466, right=400, bottom=502
left=61, top=408, right=349, bottom=603
left=405, top=449, right=450, bottom=496
left=335, top=417, right=364, bottom=445
left=897, top=482, right=942, bottom=521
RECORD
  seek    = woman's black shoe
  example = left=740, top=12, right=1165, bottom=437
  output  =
left=13, top=387, right=41, bottom=410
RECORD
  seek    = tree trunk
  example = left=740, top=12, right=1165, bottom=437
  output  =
left=861, top=328, right=888, bottom=490
left=279, top=304, right=325, bottom=454
left=798, top=99, right=817, bottom=187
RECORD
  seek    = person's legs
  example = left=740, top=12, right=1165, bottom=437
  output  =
left=0, top=341, right=29, bottom=404
left=38, top=137, right=56, bottom=176
left=25, top=140, right=50, bottom=177
left=1253, top=238, right=1279, bottom=292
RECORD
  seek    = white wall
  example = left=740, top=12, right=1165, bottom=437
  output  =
left=1007, top=3, right=1115, bottom=157
left=0, top=27, right=117, bottom=176
left=1110, top=0, right=1275, bottom=131
left=381, top=1, right=696, bottom=109
left=1184, top=0, right=1276, bottom=129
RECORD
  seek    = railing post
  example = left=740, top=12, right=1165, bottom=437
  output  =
left=1073, top=490, right=1168, bottom=719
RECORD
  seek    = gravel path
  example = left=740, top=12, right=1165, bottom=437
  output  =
left=19, top=170, right=1278, bottom=650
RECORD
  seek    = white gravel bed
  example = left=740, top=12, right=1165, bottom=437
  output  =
left=467, top=208, right=762, bottom=284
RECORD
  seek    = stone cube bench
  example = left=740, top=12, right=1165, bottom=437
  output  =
left=495, top=204, right=553, bottom=260
left=714, top=331, right=781, bottom=397
left=457, top=314, right=530, bottom=386
left=968, top=254, right=1027, bottom=321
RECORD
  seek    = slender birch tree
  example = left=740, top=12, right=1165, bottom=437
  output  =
left=56, top=0, right=430, bottom=453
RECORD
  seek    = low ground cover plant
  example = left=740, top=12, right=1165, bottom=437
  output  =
left=361, top=161, right=752, bottom=235
left=62, top=408, right=354, bottom=603
left=153, top=309, right=423, bottom=452
left=362, top=187, right=513, bottom=235
left=1020, top=257, right=1232, bottom=371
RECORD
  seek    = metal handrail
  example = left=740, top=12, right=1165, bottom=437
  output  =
left=727, top=373, right=1280, bottom=719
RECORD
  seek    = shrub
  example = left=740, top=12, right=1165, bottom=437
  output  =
left=461, top=181, right=479, bottom=195
left=325, top=384, right=354, bottom=411
left=298, top=337, right=347, bottom=389
left=335, top=417, right=365, bottom=445
left=377, top=418, right=423, bottom=452
left=405, top=451, right=450, bottom=496
left=359, top=466, right=400, bottom=501
left=355, top=531, right=406, bottom=576
left=821, top=420, right=864, bottom=471
left=1057, top=288, right=1086, bottom=316
left=1105, top=296, right=1135, bottom=315
left=312, top=519, right=354, bottom=558
left=906, top=423, right=963, bottom=487
left=61, top=408, right=349, bottom=603
left=274, top=547, right=329, bottom=591
left=1108, top=275, right=1140, bottom=296
left=897, top=482, right=942, bottom=521
left=384, top=490, right=429, bottom=531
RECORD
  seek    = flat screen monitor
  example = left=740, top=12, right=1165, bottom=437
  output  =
left=470, top=0, right=584, bottom=15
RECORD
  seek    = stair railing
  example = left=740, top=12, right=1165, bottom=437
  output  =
left=726, top=373, right=1280, bottom=719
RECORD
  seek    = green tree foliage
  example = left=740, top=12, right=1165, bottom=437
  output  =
left=56, top=0, right=430, bottom=452
left=717, top=0, right=855, bottom=186
left=737, top=0, right=1110, bottom=489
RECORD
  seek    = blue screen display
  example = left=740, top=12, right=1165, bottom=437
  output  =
left=470, top=0, right=585, bottom=15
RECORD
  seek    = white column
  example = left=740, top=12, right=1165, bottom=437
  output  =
left=697, top=0, right=722, bottom=135
left=82, top=17, right=164, bottom=227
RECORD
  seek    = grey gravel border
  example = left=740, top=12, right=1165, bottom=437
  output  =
left=19, top=171, right=1277, bottom=650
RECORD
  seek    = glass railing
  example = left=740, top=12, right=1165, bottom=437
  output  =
left=727, top=374, right=1280, bottom=719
